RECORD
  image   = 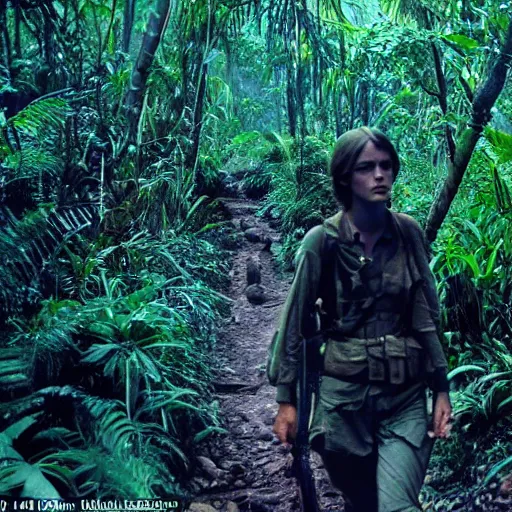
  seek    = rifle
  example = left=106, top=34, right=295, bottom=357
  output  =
left=291, top=327, right=324, bottom=512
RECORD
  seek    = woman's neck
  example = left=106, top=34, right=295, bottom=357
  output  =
left=346, top=201, right=388, bottom=234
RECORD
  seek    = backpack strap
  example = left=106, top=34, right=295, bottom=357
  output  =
left=317, top=230, right=338, bottom=331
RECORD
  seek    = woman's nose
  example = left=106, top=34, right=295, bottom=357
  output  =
left=374, top=166, right=385, bottom=178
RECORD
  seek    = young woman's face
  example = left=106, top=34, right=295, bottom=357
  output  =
left=349, top=140, right=394, bottom=206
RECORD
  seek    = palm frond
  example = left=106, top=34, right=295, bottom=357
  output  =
left=0, top=205, right=98, bottom=317
left=3, top=147, right=64, bottom=182
left=7, top=98, right=72, bottom=139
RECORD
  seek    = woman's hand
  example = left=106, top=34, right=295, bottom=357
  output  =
left=273, top=403, right=298, bottom=447
left=428, top=391, right=453, bottom=439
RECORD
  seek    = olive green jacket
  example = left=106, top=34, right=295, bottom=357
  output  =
left=267, top=210, right=449, bottom=404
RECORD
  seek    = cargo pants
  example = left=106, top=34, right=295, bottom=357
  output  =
left=309, top=376, right=434, bottom=512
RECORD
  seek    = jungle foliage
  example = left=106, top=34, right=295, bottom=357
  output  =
left=0, top=0, right=512, bottom=505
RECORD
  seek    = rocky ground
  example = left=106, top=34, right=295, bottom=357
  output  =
left=182, top=197, right=344, bottom=512
left=182, top=195, right=512, bottom=512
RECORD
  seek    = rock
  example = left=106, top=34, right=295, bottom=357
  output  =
left=186, top=504, right=217, bottom=512
left=233, top=479, right=245, bottom=488
left=244, top=228, right=261, bottom=243
left=229, top=462, right=246, bottom=478
left=256, top=428, right=274, bottom=442
left=218, top=171, right=240, bottom=197
left=196, top=456, right=225, bottom=480
left=226, top=502, right=239, bottom=512
left=239, top=412, right=251, bottom=422
left=500, top=472, right=512, bottom=495
left=266, top=459, right=288, bottom=477
left=246, top=254, right=261, bottom=285
left=262, top=411, right=275, bottom=426
left=245, top=284, right=266, bottom=304
left=240, top=218, right=254, bottom=230
left=190, top=477, right=210, bottom=492
left=253, top=455, right=272, bottom=468
left=494, top=496, right=512, bottom=509
left=261, top=236, right=273, bottom=251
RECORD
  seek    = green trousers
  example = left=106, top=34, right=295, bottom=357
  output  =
left=310, top=377, right=434, bottom=512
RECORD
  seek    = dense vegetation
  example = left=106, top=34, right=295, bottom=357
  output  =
left=1, top=0, right=511, bottom=506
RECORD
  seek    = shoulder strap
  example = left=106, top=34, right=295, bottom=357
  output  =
left=317, top=229, right=338, bottom=330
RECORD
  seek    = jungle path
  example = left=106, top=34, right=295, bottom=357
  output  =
left=184, top=196, right=344, bottom=512
left=183, top=195, right=512, bottom=512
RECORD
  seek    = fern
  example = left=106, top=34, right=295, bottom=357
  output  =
left=0, top=205, right=97, bottom=318
left=30, top=325, right=81, bottom=388
left=7, top=98, right=72, bottom=139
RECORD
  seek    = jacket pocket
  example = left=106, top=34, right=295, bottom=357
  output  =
left=323, top=338, right=367, bottom=378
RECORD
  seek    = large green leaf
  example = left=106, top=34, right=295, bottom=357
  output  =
left=442, top=34, right=479, bottom=52
left=448, top=365, right=487, bottom=380
left=485, top=127, right=512, bottom=164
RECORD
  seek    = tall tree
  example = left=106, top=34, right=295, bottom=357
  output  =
left=124, top=0, right=171, bottom=145
left=123, top=0, right=137, bottom=53
left=424, top=19, right=512, bottom=243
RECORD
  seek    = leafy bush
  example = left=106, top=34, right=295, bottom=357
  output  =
left=261, top=134, right=337, bottom=267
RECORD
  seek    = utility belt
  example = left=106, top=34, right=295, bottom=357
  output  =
left=322, top=334, right=425, bottom=385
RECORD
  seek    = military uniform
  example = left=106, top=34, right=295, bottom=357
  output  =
left=268, top=210, right=449, bottom=512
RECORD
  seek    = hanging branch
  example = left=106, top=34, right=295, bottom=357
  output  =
left=424, top=19, right=512, bottom=244
left=420, top=42, right=456, bottom=162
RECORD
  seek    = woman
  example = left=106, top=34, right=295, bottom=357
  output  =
left=268, top=127, right=452, bottom=512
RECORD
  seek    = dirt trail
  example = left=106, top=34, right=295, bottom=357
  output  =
left=184, top=197, right=344, bottom=512
left=182, top=196, right=512, bottom=512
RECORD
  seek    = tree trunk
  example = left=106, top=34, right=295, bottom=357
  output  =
left=123, top=0, right=136, bottom=53
left=286, top=62, right=297, bottom=137
left=103, top=0, right=118, bottom=58
left=359, top=80, right=369, bottom=126
left=42, top=3, right=55, bottom=82
left=186, top=0, right=216, bottom=177
left=186, top=61, right=208, bottom=171
left=0, top=0, right=12, bottom=70
left=334, top=91, right=343, bottom=137
left=124, top=0, right=171, bottom=145
left=297, top=62, right=307, bottom=137
left=424, top=19, right=512, bottom=244
left=13, top=0, right=21, bottom=58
